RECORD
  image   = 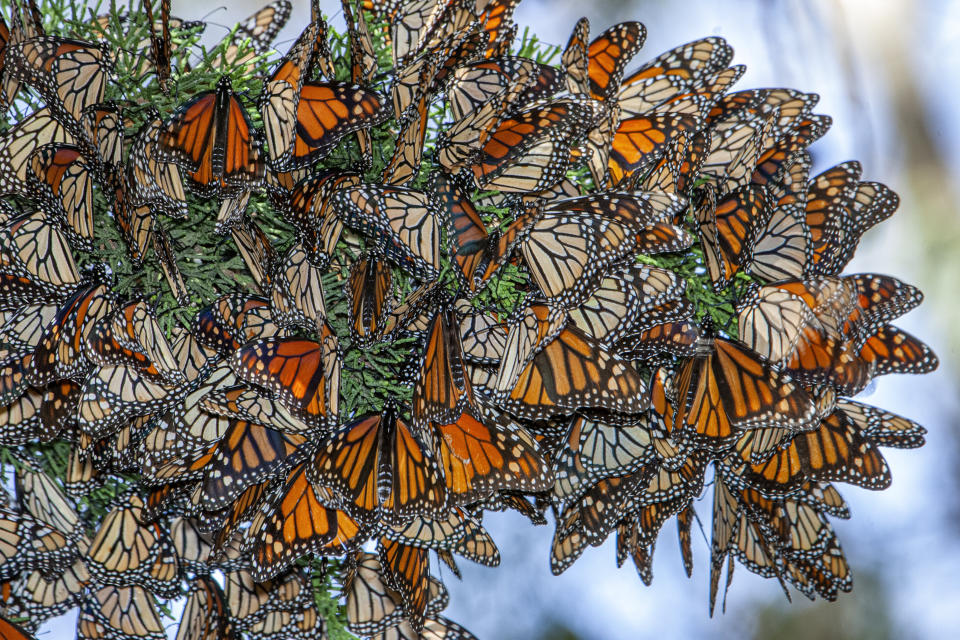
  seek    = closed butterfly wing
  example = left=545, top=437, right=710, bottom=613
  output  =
left=434, top=406, right=552, bottom=504
left=231, top=337, right=331, bottom=426
left=287, top=82, right=389, bottom=169
left=345, top=254, right=392, bottom=348
left=498, top=325, right=648, bottom=420
left=331, top=185, right=441, bottom=280
left=250, top=461, right=361, bottom=581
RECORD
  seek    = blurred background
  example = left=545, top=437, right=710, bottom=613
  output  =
left=44, top=0, right=960, bottom=638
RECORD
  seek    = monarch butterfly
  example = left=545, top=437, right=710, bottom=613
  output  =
left=390, top=0, right=472, bottom=66
left=385, top=61, right=437, bottom=186
left=567, top=263, right=687, bottom=346
left=170, top=328, right=218, bottom=382
left=748, top=168, right=813, bottom=283
left=222, top=568, right=314, bottom=629
left=270, top=243, right=327, bottom=334
left=125, top=110, right=187, bottom=219
left=193, top=294, right=277, bottom=356
left=84, top=301, right=183, bottom=385
left=469, top=99, right=602, bottom=193
left=248, top=460, right=362, bottom=581
left=555, top=415, right=655, bottom=502
left=844, top=274, right=922, bottom=343
left=339, top=2, right=378, bottom=165
left=381, top=281, right=447, bottom=343
left=343, top=0, right=376, bottom=85
left=167, top=517, right=212, bottom=575
left=446, top=56, right=562, bottom=123
left=15, top=465, right=80, bottom=542
left=378, top=536, right=431, bottom=632
left=231, top=335, right=338, bottom=427
left=738, top=285, right=819, bottom=363
left=151, top=226, right=188, bottom=305
left=697, top=183, right=770, bottom=287
left=492, top=301, right=567, bottom=396
left=615, top=519, right=656, bottom=585
left=609, top=113, right=701, bottom=188
left=345, top=254, right=392, bottom=348
left=431, top=172, right=488, bottom=292
left=828, top=180, right=899, bottom=273
left=345, top=551, right=407, bottom=635
left=748, top=115, right=826, bottom=189
left=283, top=81, right=389, bottom=170
left=836, top=398, right=926, bottom=449
left=458, top=305, right=507, bottom=366
left=0, top=108, right=73, bottom=197
left=6, top=553, right=89, bottom=626
left=623, top=35, right=734, bottom=95
left=309, top=403, right=449, bottom=523
left=77, top=585, right=166, bottom=640
left=413, top=307, right=474, bottom=427
left=259, top=19, right=322, bottom=165
left=741, top=486, right=837, bottom=563
left=549, top=514, right=589, bottom=576
left=84, top=495, right=180, bottom=598
left=0, top=303, right=56, bottom=351
left=211, top=0, right=291, bottom=73
left=190, top=417, right=307, bottom=512
left=26, top=144, right=94, bottom=250
left=723, top=408, right=891, bottom=497
left=4, top=36, right=113, bottom=121
left=801, top=159, right=858, bottom=262
left=175, top=576, right=236, bottom=640
left=385, top=509, right=467, bottom=552
left=200, top=378, right=312, bottom=434
left=782, top=535, right=852, bottom=601
left=285, top=170, right=362, bottom=269
left=243, top=604, right=326, bottom=639
left=0, top=502, right=79, bottom=582
left=437, top=80, right=511, bottom=174
left=230, top=216, right=276, bottom=292
left=1, top=212, right=81, bottom=307
left=330, top=184, right=442, bottom=280
left=496, top=323, right=649, bottom=420
left=517, top=209, right=639, bottom=305
left=748, top=290, right=868, bottom=396
left=856, top=323, right=938, bottom=376
left=618, top=60, right=742, bottom=122
left=63, top=444, right=102, bottom=499
left=204, top=480, right=274, bottom=549
left=583, top=21, right=647, bottom=101
left=76, top=363, right=179, bottom=440
left=0, top=347, right=33, bottom=406
left=396, top=27, right=488, bottom=121
left=158, top=75, right=265, bottom=197
left=672, top=335, right=818, bottom=452
left=434, top=405, right=552, bottom=504
left=561, top=17, right=589, bottom=96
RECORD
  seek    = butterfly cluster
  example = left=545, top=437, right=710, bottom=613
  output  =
left=0, top=0, right=939, bottom=638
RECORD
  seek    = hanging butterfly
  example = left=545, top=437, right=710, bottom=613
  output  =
left=330, top=184, right=442, bottom=280
left=230, top=334, right=339, bottom=427
left=4, top=36, right=113, bottom=121
left=210, top=0, right=292, bottom=73
left=345, top=253, right=393, bottom=348
left=672, top=334, right=819, bottom=452
left=158, top=75, right=265, bottom=197
left=308, top=401, right=449, bottom=524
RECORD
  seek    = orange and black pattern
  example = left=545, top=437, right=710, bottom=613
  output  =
left=0, top=0, right=938, bottom=636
